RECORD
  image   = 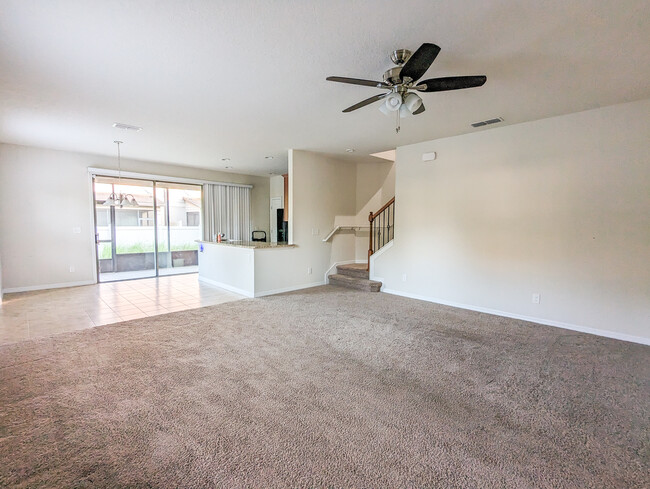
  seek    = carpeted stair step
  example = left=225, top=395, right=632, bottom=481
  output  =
left=328, top=273, right=382, bottom=292
left=336, top=263, right=369, bottom=279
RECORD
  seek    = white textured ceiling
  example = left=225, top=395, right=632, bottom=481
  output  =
left=1, top=0, right=649, bottom=176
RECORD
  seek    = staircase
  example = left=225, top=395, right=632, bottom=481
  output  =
left=328, top=263, right=382, bottom=292
left=326, top=196, right=394, bottom=293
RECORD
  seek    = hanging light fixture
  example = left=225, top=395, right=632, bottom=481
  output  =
left=379, top=92, right=403, bottom=115
left=401, top=92, right=422, bottom=116
left=378, top=91, right=424, bottom=132
left=103, top=140, right=138, bottom=208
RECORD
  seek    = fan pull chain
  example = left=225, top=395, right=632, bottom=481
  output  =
left=395, top=108, right=401, bottom=133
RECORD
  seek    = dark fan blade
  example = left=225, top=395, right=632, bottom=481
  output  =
left=412, top=103, right=425, bottom=115
left=327, top=76, right=389, bottom=88
left=342, top=93, right=387, bottom=113
left=399, top=43, right=441, bottom=82
left=417, top=75, right=487, bottom=92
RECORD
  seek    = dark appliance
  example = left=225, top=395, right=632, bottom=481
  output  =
left=276, top=208, right=286, bottom=242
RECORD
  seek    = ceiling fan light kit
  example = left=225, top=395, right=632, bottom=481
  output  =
left=403, top=92, right=423, bottom=113
left=327, top=43, right=487, bottom=133
left=384, top=92, right=403, bottom=111
left=398, top=104, right=411, bottom=119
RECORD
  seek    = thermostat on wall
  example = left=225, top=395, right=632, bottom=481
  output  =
left=422, top=151, right=437, bottom=161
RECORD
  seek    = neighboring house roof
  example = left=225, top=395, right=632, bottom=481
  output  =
left=183, top=197, right=201, bottom=209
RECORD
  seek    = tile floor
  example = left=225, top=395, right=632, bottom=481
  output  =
left=0, top=274, right=244, bottom=345
left=99, top=266, right=199, bottom=282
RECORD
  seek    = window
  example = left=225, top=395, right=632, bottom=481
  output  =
left=138, top=210, right=154, bottom=226
left=187, top=212, right=200, bottom=227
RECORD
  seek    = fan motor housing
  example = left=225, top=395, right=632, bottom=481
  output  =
left=390, top=49, right=412, bottom=65
left=383, top=67, right=402, bottom=85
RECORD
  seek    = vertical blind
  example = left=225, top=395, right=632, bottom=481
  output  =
left=202, top=184, right=251, bottom=241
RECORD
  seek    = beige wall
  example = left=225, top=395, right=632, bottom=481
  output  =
left=251, top=150, right=358, bottom=294
left=355, top=160, right=395, bottom=215
left=373, top=98, right=650, bottom=343
left=353, top=160, right=395, bottom=260
left=0, top=143, right=269, bottom=292
left=252, top=150, right=397, bottom=294
left=200, top=148, right=363, bottom=295
left=289, top=150, right=357, bottom=278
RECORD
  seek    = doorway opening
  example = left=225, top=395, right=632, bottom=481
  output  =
left=93, top=176, right=202, bottom=283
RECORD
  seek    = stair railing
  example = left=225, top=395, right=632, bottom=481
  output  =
left=368, top=197, right=395, bottom=270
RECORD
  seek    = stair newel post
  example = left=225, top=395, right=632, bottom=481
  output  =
left=367, top=211, right=374, bottom=271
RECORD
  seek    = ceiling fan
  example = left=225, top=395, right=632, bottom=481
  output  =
left=326, top=43, right=487, bottom=132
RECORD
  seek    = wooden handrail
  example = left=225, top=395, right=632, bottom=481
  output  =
left=367, top=196, right=395, bottom=271
left=369, top=197, right=395, bottom=221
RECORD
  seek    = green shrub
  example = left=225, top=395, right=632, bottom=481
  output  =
left=98, top=242, right=198, bottom=259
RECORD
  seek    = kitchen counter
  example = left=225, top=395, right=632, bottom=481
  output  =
left=197, top=239, right=300, bottom=297
left=197, top=240, right=295, bottom=249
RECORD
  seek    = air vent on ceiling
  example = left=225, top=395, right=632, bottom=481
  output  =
left=471, top=117, right=503, bottom=128
left=112, top=122, right=143, bottom=131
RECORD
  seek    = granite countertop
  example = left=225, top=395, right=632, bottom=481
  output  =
left=197, top=240, right=295, bottom=249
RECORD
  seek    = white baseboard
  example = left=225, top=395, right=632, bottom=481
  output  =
left=199, top=276, right=326, bottom=299
left=3, top=279, right=96, bottom=294
left=255, top=280, right=326, bottom=297
left=381, top=288, right=650, bottom=346
left=198, top=276, right=254, bottom=298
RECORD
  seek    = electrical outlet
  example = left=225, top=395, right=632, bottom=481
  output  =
left=307, top=267, right=312, bottom=275
left=69, top=265, right=75, bottom=273
left=312, top=228, right=319, bottom=236
left=532, top=293, right=540, bottom=304
left=72, top=227, right=81, bottom=234
left=402, top=274, right=407, bottom=282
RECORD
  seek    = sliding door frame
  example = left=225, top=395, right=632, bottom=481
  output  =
left=91, top=175, right=203, bottom=283
left=88, top=167, right=247, bottom=284
left=152, top=181, right=159, bottom=274
left=91, top=175, right=100, bottom=283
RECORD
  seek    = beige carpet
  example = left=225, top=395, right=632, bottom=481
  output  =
left=0, top=285, right=648, bottom=488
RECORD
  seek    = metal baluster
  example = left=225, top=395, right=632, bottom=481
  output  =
left=386, top=208, right=389, bottom=245
left=387, top=205, right=391, bottom=242
left=367, top=211, right=373, bottom=271
left=379, top=212, right=384, bottom=248
left=377, top=216, right=380, bottom=251
left=368, top=198, right=395, bottom=265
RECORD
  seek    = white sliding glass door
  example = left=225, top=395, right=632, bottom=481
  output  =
left=93, top=176, right=202, bottom=282
left=155, top=182, right=202, bottom=276
left=93, top=176, right=157, bottom=282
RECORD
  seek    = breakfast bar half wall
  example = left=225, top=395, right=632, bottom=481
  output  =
left=197, top=240, right=313, bottom=297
